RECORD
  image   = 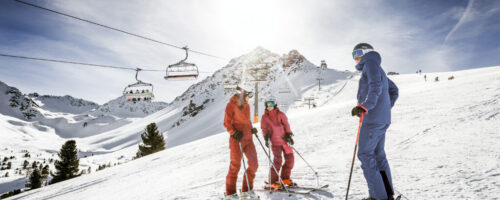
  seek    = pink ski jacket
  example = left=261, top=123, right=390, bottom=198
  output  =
left=260, top=108, right=293, bottom=148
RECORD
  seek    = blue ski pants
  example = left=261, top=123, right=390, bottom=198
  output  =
left=357, top=123, right=394, bottom=199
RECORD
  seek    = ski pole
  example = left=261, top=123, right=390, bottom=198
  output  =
left=345, top=113, right=364, bottom=200
left=267, top=142, right=272, bottom=187
left=238, top=141, right=252, bottom=194
left=394, top=189, right=408, bottom=200
left=260, top=135, right=272, bottom=189
left=252, top=132, right=272, bottom=184
left=291, top=146, right=320, bottom=188
left=254, top=134, right=292, bottom=196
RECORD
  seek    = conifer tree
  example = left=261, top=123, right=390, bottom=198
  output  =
left=23, top=160, right=29, bottom=169
left=51, top=140, right=80, bottom=184
left=136, top=123, right=165, bottom=157
left=41, top=165, right=49, bottom=178
left=28, top=168, right=42, bottom=189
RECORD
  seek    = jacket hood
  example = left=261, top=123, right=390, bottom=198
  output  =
left=355, top=51, right=381, bottom=71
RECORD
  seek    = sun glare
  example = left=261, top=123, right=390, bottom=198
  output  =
left=215, top=0, right=286, bottom=49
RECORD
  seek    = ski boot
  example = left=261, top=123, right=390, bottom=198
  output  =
left=264, top=182, right=285, bottom=191
left=240, top=190, right=259, bottom=200
left=224, top=193, right=239, bottom=200
left=281, top=179, right=297, bottom=187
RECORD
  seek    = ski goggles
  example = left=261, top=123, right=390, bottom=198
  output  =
left=265, top=101, right=276, bottom=107
left=352, top=49, right=373, bottom=59
left=245, top=91, right=254, bottom=98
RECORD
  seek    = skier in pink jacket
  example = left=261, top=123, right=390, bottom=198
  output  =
left=260, top=98, right=295, bottom=189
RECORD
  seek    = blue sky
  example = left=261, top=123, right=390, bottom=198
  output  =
left=0, top=0, right=499, bottom=104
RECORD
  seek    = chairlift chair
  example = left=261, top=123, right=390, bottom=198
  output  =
left=123, top=68, right=154, bottom=102
left=165, top=46, right=199, bottom=80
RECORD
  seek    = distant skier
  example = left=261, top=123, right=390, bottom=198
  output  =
left=424, top=74, right=427, bottom=82
left=223, top=85, right=259, bottom=199
left=260, top=97, right=295, bottom=189
left=351, top=43, right=399, bottom=200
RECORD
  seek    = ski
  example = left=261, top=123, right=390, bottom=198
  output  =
left=256, top=188, right=312, bottom=195
left=288, top=184, right=329, bottom=191
left=264, top=181, right=328, bottom=191
left=259, top=184, right=328, bottom=195
left=220, top=197, right=260, bottom=200
left=220, top=194, right=260, bottom=200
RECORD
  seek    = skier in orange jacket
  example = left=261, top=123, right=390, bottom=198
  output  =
left=223, top=85, right=259, bottom=199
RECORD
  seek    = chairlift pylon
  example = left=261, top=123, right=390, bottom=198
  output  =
left=165, top=46, right=199, bottom=80
left=123, top=68, right=154, bottom=102
left=320, top=60, right=327, bottom=69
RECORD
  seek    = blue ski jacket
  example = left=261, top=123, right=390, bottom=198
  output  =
left=355, top=51, right=398, bottom=124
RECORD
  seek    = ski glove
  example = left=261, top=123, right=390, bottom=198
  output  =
left=231, top=131, right=243, bottom=142
left=264, top=133, right=270, bottom=148
left=283, top=132, right=294, bottom=145
left=251, top=127, right=258, bottom=135
left=351, top=105, right=367, bottom=117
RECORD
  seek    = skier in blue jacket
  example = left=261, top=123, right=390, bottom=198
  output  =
left=351, top=43, right=399, bottom=200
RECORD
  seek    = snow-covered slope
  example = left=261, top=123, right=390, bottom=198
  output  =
left=9, top=66, right=500, bottom=199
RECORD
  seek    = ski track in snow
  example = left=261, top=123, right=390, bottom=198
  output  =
left=3, top=66, right=500, bottom=199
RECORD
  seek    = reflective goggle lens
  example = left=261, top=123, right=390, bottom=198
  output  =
left=247, top=92, right=254, bottom=98
left=352, top=49, right=363, bottom=59
left=266, top=101, right=275, bottom=107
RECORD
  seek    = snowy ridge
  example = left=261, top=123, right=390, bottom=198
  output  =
left=0, top=81, right=40, bottom=120
left=0, top=81, right=168, bottom=139
left=92, top=96, right=168, bottom=119
left=9, top=66, right=500, bottom=199
left=28, top=93, right=99, bottom=115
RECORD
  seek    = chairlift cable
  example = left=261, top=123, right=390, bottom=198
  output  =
left=13, top=0, right=227, bottom=61
left=0, top=53, right=138, bottom=71
left=0, top=53, right=215, bottom=74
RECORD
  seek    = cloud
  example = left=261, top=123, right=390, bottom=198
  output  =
left=443, top=0, right=475, bottom=45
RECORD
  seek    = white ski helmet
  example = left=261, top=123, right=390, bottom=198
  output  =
left=236, top=83, right=253, bottom=93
